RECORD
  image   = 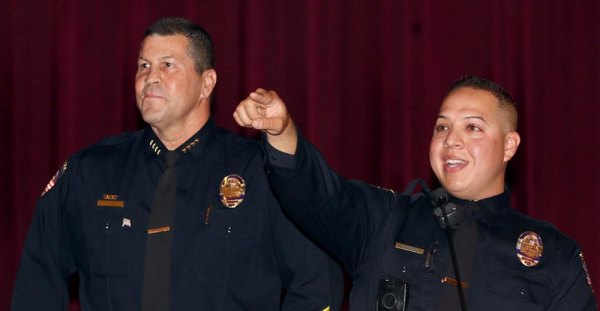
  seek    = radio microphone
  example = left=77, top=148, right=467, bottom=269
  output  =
left=431, top=188, right=465, bottom=230
left=430, top=187, right=467, bottom=311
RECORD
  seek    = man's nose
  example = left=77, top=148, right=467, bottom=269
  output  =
left=145, top=67, right=161, bottom=84
left=443, top=129, right=463, bottom=149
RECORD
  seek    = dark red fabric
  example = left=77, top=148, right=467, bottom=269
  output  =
left=3, top=1, right=599, bottom=309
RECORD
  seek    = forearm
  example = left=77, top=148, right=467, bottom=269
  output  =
left=266, top=118, right=298, bottom=155
left=264, top=135, right=374, bottom=272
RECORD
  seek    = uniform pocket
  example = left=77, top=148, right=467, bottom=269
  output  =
left=381, top=243, right=432, bottom=282
left=82, top=208, right=144, bottom=276
left=485, top=266, right=551, bottom=309
left=194, top=204, right=264, bottom=285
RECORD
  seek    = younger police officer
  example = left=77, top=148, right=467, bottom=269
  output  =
left=12, top=17, right=342, bottom=311
left=234, top=77, right=597, bottom=310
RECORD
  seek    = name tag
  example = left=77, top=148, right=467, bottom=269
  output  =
left=394, top=242, right=424, bottom=255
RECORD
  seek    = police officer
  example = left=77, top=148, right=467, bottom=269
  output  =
left=12, top=17, right=342, bottom=310
left=234, top=76, right=598, bottom=310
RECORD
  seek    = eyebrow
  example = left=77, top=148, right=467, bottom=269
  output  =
left=436, top=115, right=488, bottom=124
left=465, top=116, right=488, bottom=124
left=138, top=55, right=176, bottom=62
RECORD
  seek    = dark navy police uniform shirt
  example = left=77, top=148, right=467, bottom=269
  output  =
left=12, top=119, right=342, bottom=311
left=264, top=135, right=597, bottom=311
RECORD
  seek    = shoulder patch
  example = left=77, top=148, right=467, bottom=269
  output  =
left=579, top=252, right=594, bottom=292
left=41, top=161, right=68, bottom=197
left=372, top=184, right=395, bottom=194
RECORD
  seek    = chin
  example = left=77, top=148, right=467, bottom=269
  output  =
left=140, top=113, right=162, bottom=126
left=441, top=182, right=467, bottom=197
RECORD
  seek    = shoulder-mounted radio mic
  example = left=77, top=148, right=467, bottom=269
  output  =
left=429, top=187, right=467, bottom=311
left=431, top=188, right=466, bottom=230
left=399, top=180, right=468, bottom=310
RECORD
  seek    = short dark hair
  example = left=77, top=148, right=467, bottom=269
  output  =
left=448, top=75, right=518, bottom=131
left=144, top=17, right=214, bottom=74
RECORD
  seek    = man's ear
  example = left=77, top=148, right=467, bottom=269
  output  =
left=503, top=131, right=521, bottom=162
left=200, top=69, right=217, bottom=99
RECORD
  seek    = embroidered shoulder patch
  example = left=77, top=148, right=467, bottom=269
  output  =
left=41, top=161, right=68, bottom=197
left=579, top=252, right=594, bottom=292
left=372, top=184, right=395, bottom=194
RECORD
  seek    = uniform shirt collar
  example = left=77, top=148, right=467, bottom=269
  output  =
left=143, top=118, right=216, bottom=159
left=448, top=191, right=511, bottom=227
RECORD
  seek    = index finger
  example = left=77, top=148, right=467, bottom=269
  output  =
left=249, top=89, right=277, bottom=106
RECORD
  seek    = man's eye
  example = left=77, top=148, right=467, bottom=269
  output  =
left=165, top=62, right=173, bottom=68
left=467, top=124, right=481, bottom=131
left=435, top=124, right=448, bottom=132
left=139, top=63, right=150, bottom=69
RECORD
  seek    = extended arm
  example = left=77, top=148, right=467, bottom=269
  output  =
left=234, top=89, right=396, bottom=274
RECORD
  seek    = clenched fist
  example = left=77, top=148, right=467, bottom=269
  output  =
left=234, top=88, right=298, bottom=154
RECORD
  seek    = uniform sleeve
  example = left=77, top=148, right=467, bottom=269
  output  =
left=548, top=240, right=597, bottom=310
left=264, top=134, right=396, bottom=275
left=12, top=161, right=76, bottom=310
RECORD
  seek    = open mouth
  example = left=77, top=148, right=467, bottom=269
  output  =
left=445, top=159, right=467, bottom=169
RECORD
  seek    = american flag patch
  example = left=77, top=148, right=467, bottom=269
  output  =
left=41, top=161, right=68, bottom=197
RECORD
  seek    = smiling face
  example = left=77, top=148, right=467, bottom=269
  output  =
left=135, top=34, right=215, bottom=132
left=429, top=87, right=520, bottom=200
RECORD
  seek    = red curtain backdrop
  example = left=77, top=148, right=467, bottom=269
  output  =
left=2, top=1, right=599, bottom=308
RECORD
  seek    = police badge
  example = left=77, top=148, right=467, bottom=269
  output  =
left=219, top=174, right=246, bottom=208
left=516, top=231, right=543, bottom=267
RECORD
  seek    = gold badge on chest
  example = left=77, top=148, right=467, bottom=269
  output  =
left=220, top=174, right=246, bottom=208
left=516, top=231, right=543, bottom=267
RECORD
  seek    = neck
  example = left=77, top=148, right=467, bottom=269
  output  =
left=152, top=115, right=209, bottom=150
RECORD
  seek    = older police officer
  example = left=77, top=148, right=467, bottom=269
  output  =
left=12, top=17, right=342, bottom=311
